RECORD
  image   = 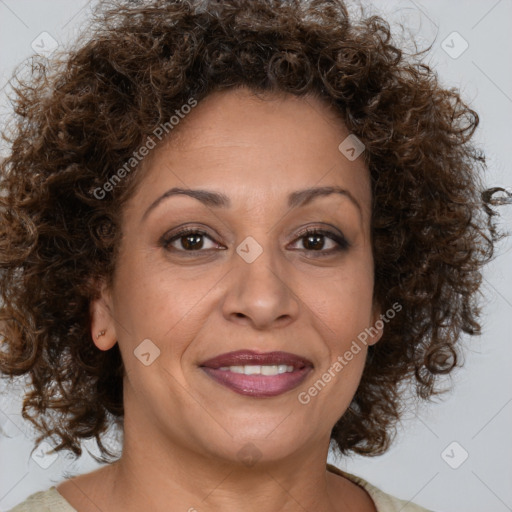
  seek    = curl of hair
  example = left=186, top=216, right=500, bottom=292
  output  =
left=0, top=0, right=505, bottom=461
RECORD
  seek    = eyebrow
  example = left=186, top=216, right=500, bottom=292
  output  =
left=141, top=185, right=362, bottom=223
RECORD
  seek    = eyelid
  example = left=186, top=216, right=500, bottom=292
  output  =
left=294, top=224, right=346, bottom=241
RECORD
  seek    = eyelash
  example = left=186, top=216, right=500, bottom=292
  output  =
left=161, top=226, right=350, bottom=257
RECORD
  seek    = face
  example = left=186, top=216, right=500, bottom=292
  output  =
left=91, top=87, right=382, bottom=465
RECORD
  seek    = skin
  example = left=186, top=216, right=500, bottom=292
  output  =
left=57, top=86, right=382, bottom=512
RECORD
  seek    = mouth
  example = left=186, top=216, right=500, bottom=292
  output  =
left=199, top=350, right=313, bottom=397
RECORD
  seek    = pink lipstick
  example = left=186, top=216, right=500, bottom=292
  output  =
left=199, top=350, right=313, bottom=397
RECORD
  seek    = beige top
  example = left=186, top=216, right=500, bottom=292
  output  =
left=7, top=463, right=433, bottom=512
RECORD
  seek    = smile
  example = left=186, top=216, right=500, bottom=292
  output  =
left=218, top=364, right=295, bottom=375
left=200, top=350, right=313, bottom=397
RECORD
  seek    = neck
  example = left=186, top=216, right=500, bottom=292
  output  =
left=106, top=419, right=340, bottom=512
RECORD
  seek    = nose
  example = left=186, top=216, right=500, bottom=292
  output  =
left=221, top=238, right=300, bottom=331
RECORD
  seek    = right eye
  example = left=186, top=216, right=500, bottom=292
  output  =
left=161, top=227, right=224, bottom=253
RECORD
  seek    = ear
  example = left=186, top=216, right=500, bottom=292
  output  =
left=89, top=281, right=117, bottom=351
left=367, top=301, right=384, bottom=346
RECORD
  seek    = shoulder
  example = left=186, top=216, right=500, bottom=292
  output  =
left=6, top=487, right=76, bottom=512
left=327, top=463, right=435, bottom=512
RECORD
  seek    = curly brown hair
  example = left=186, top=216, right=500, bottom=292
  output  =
left=0, top=0, right=505, bottom=463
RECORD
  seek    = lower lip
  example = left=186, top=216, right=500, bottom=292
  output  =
left=201, top=366, right=312, bottom=397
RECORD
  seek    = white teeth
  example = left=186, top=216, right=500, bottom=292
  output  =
left=217, top=365, right=295, bottom=375
left=245, top=365, right=262, bottom=375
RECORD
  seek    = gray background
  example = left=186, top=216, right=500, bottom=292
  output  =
left=0, top=1, right=511, bottom=511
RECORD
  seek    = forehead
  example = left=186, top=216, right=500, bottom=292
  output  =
left=168, top=87, right=349, bottom=155
left=130, top=87, right=372, bottom=220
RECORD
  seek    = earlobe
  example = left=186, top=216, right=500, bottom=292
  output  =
left=89, top=284, right=117, bottom=351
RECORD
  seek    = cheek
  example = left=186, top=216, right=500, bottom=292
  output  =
left=112, top=249, right=224, bottom=353
left=297, top=273, right=372, bottom=417
left=111, top=259, right=221, bottom=400
left=307, top=259, right=374, bottom=338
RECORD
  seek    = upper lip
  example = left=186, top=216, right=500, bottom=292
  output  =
left=200, top=350, right=313, bottom=370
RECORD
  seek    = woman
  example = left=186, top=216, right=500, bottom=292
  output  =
left=0, top=0, right=505, bottom=510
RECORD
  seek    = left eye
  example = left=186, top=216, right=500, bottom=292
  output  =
left=289, top=228, right=348, bottom=253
